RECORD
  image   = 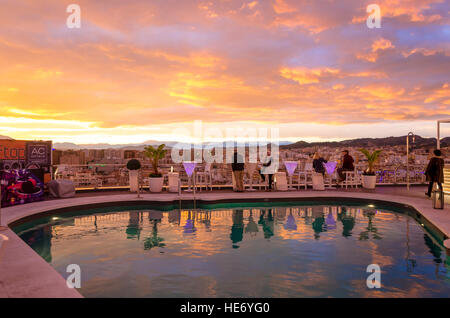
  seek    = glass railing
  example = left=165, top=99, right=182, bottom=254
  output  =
left=53, top=162, right=428, bottom=190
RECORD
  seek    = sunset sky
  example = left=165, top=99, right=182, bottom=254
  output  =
left=0, top=0, right=449, bottom=144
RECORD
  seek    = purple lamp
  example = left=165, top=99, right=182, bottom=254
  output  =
left=323, top=161, right=337, bottom=189
left=284, top=161, right=298, bottom=190
left=183, top=161, right=197, bottom=192
left=323, top=161, right=337, bottom=175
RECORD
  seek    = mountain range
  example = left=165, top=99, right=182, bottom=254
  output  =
left=282, top=135, right=450, bottom=149
left=0, top=135, right=448, bottom=150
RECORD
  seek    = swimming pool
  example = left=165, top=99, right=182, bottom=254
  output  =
left=13, top=201, right=450, bottom=297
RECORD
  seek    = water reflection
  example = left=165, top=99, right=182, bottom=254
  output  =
left=20, top=225, right=53, bottom=262
left=230, top=210, right=244, bottom=248
left=284, top=209, right=297, bottom=231
left=16, top=204, right=449, bottom=298
left=359, top=210, right=382, bottom=241
left=144, top=211, right=165, bottom=250
left=337, top=207, right=355, bottom=238
left=258, top=209, right=274, bottom=239
left=183, top=210, right=196, bottom=234
left=126, top=212, right=142, bottom=240
left=245, top=210, right=258, bottom=236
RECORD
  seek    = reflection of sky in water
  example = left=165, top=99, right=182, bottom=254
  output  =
left=17, top=205, right=450, bottom=298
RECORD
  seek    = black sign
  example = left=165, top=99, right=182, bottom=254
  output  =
left=26, top=142, right=51, bottom=166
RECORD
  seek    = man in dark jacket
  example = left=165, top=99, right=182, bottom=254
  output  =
left=232, top=150, right=245, bottom=192
left=425, top=149, right=444, bottom=197
left=337, top=150, right=355, bottom=182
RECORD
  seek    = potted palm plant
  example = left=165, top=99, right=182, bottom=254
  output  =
left=126, top=159, right=141, bottom=192
left=359, top=149, right=382, bottom=189
left=144, top=144, right=167, bottom=193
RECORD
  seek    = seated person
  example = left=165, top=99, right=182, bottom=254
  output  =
left=337, top=150, right=354, bottom=182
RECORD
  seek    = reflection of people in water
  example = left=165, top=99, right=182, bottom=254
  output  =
left=126, top=212, right=142, bottom=240
left=258, top=209, right=274, bottom=239
left=337, top=207, right=355, bottom=238
left=230, top=209, right=244, bottom=248
left=312, top=214, right=325, bottom=240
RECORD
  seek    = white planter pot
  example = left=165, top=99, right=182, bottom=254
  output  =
left=129, top=170, right=139, bottom=192
left=362, top=175, right=377, bottom=189
left=149, top=177, right=164, bottom=193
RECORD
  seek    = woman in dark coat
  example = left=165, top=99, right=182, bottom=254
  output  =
left=312, top=152, right=327, bottom=175
left=425, top=149, right=445, bottom=197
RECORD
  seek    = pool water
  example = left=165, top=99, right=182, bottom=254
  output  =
left=15, top=203, right=450, bottom=297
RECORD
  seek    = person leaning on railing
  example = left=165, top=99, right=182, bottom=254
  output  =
left=425, top=149, right=444, bottom=198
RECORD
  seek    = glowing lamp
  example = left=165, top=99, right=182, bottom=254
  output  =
left=183, top=162, right=197, bottom=177
left=284, top=161, right=298, bottom=176
left=323, top=161, right=337, bottom=175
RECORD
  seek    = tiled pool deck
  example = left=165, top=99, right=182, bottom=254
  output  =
left=0, top=186, right=448, bottom=298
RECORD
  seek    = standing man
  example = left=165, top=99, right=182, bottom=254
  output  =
left=259, top=149, right=278, bottom=191
left=337, top=150, right=355, bottom=182
left=425, top=149, right=444, bottom=197
left=232, top=149, right=245, bottom=192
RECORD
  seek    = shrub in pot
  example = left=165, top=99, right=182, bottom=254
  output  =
left=127, top=159, right=141, bottom=192
left=359, top=149, right=382, bottom=189
left=144, top=144, right=167, bottom=193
